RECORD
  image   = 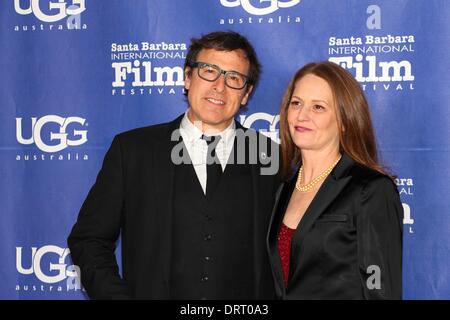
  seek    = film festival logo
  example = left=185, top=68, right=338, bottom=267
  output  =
left=327, top=4, right=415, bottom=92
left=13, top=0, right=87, bottom=31
left=15, top=115, right=89, bottom=161
left=218, top=0, right=301, bottom=25
left=111, top=41, right=187, bottom=96
left=16, top=246, right=84, bottom=293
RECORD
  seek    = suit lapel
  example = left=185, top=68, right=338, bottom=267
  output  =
left=153, top=115, right=183, bottom=215
left=154, top=114, right=185, bottom=202
left=151, top=114, right=184, bottom=296
left=241, top=122, right=267, bottom=297
left=289, top=154, right=354, bottom=280
left=266, top=178, right=296, bottom=297
left=293, top=154, right=354, bottom=240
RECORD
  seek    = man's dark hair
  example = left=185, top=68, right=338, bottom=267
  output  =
left=184, top=31, right=261, bottom=95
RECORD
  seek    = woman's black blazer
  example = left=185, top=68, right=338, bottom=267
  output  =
left=267, top=153, right=403, bottom=299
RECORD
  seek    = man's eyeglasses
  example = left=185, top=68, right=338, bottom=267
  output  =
left=190, top=62, right=248, bottom=90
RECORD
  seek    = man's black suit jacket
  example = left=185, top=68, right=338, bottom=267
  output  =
left=68, top=115, right=279, bottom=299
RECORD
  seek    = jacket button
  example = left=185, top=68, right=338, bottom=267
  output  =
left=204, top=234, right=212, bottom=241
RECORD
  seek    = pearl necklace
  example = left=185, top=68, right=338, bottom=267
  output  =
left=295, top=155, right=342, bottom=193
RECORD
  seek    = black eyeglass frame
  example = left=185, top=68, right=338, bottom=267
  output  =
left=190, top=61, right=249, bottom=90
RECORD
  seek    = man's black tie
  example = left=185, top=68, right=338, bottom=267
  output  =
left=202, top=135, right=222, bottom=198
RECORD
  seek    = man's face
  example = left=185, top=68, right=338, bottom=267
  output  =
left=184, top=48, right=253, bottom=133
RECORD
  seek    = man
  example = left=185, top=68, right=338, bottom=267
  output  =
left=68, top=31, right=279, bottom=299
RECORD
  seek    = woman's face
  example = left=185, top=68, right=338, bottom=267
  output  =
left=287, top=74, right=340, bottom=154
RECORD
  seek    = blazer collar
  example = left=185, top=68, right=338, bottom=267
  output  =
left=292, top=153, right=354, bottom=233
left=329, top=152, right=354, bottom=181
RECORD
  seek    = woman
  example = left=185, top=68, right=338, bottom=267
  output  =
left=267, top=61, right=403, bottom=299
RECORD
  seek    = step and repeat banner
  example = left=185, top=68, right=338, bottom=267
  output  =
left=1, top=0, right=449, bottom=299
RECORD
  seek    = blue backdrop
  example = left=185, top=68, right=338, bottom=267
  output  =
left=1, top=0, right=449, bottom=299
